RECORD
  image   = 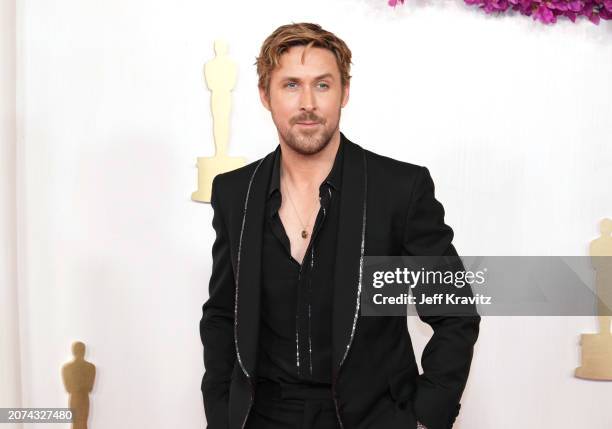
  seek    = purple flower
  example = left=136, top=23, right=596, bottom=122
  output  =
left=520, top=0, right=534, bottom=11
left=389, top=0, right=612, bottom=24
left=534, top=3, right=557, bottom=22
left=548, top=1, right=568, bottom=11
left=584, top=4, right=601, bottom=23
left=483, top=0, right=511, bottom=12
left=567, top=10, right=578, bottom=19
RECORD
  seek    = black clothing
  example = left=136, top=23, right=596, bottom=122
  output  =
left=200, top=132, right=481, bottom=429
left=256, top=139, right=344, bottom=386
left=245, top=379, right=340, bottom=429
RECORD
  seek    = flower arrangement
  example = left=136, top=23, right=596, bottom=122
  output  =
left=388, top=0, right=612, bottom=24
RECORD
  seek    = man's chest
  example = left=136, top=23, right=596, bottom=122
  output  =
left=277, top=202, right=321, bottom=266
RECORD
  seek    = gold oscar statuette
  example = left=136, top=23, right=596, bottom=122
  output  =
left=575, top=218, right=612, bottom=381
left=61, top=341, right=96, bottom=428
left=192, top=39, right=246, bottom=203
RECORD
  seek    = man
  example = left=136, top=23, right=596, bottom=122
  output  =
left=200, top=22, right=481, bottom=429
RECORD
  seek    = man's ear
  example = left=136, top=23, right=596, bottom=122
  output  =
left=341, top=82, right=350, bottom=108
left=259, top=86, right=271, bottom=112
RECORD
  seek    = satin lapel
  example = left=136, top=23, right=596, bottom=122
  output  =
left=332, top=135, right=367, bottom=379
left=234, top=148, right=277, bottom=380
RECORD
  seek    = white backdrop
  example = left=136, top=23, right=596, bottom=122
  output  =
left=2, top=0, right=612, bottom=427
left=1, top=0, right=21, bottom=418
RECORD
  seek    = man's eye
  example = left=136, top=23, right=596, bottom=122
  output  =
left=285, top=82, right=297, bottom=88
left=318, top=82, right=329, bottom=89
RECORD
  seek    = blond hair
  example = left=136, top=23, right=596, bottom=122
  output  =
left=255, top=22, right=352, bottom=98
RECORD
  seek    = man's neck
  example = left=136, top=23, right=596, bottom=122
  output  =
left=278, top=131, right=340, bottom=192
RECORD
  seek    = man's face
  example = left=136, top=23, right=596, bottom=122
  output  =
left=259, top=45, right=350, bottom=156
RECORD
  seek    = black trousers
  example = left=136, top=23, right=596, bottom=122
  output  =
left=245, top=380, right=341, bottom=429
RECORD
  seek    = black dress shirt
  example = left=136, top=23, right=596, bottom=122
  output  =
left=255, top=138, right=344, bottom=386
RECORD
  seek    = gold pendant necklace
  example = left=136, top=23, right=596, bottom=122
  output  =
left=282, top=177, right=319, bottom=240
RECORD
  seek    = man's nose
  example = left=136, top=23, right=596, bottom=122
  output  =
left=300, top=87, right=316, bottom=111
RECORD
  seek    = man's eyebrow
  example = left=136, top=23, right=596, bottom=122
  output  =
left=280, top=73, right=335, bottom=82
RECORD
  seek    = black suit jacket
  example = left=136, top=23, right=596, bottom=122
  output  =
left=200, top=132, right=481, bottom=429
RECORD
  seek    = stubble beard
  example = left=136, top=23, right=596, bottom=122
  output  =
left=279, top=113, right=339, bottom=156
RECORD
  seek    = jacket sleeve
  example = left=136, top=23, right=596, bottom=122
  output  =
left=401, top=166, right=481, bottom=429
left=200, top=175, right=236, bottom=429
